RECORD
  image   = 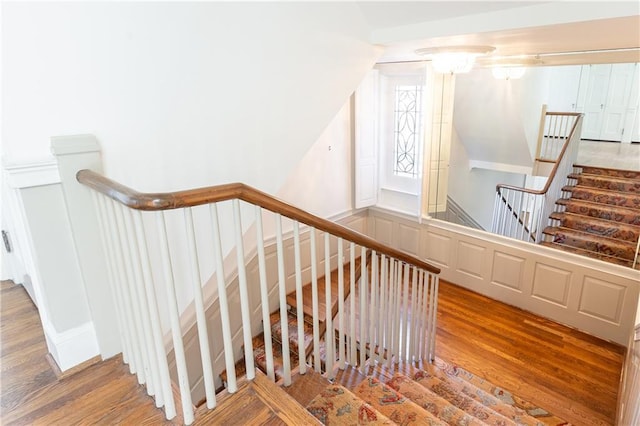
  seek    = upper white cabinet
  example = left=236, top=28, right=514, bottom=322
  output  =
left=548, top=63, right=639, bottom=143
left=582, top=63, right=637, bottom=142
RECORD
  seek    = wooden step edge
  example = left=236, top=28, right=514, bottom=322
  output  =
left=556, top=197, right=640, bottom=213
left=252, top=370, right=322, bottom=425
left=573, top=173, right=640, bottom=184
left=542, top=226, right=638, bottom=248
left=574, top=164, right=640, bottom=178
left=549, top=211, right=640, bottom=233
left=539, top=241, right=636, bottom=268
left=561, top=184, right=640, bottom=197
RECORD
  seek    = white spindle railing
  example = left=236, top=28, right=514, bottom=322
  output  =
left=492, top=112, right=583, bottom=243
left=78, top=173, right=441, bottom=424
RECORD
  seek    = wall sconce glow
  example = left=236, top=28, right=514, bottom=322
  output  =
left=415, top=45, right=495, bottom=74
left=492, top=66, right=527, bottom=80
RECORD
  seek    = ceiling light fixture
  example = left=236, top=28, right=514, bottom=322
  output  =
left=492, top=67, right=527, bottom=80
left=478, top=58, right=543, bottom=80
left=415, top=45, right=496, bottom=74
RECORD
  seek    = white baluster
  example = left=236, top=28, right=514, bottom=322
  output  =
left=123, top=207, right=160, bottom=399
left=275, top=214, right=291, bottom=385
left=424, top=273, right=434, bottom=361
left=401, top=262, right=410, bottom=361
left=369, top=252, right=378, bottom=363
left=337, top=238, right=345, bottom=370
left=430, top=275, right=440, bottom=360
left=293, top=222, right=306, bottom=375
left=255, top=207, right=275, bottom=381
left=392, top=262, right=402, bottom=364
left=184, top=208, right=215, bottom=409
left=409, top=266, right=418, bottom=361
left=114, top=204, right=148, bottom=386
left=349, top=243, right=357, bottom=366
left=377, top=255, right=387, bottom=364
left=359, top=247, right=367, bottom=372
left=324, top=232, right=334, bottom=377
left=415, top=270, right=425, bottom=362
left=310, top=228, right=321, bottom=372
left=385, top=259, right=396, bottom=369
left=133, top=210, right=176, bottom=419
left=156, top=211, right=194, bottom=425
left=232, top=200, right=255, bottom=381
left=94, top=194, right=132, bottom=368
left=209, top=204, right=236, bottom=392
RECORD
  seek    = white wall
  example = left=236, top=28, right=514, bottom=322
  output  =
left=448, top=128, right=526, bottom=230
left=453, top=68, right=551, bottom=169
left=1, top=2, right=380, bottom=196
left=277, top=99, right=355, bottom=219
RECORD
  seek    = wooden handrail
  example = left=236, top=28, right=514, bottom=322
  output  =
left=77, top=169, right=440, bottom=274
left=495, top=113, right=582, bottom=195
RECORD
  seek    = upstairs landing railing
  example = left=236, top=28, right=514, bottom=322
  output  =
left=492, top=111, right=582, bottom=242
left=77, top=170, right=441, bottom=424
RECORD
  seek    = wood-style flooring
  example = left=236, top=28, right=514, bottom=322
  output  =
left=0, top=280, right=179, bottom=425
left=1, top=278, right=626, bottom=425
left=434, top=280, right=625, bottom=426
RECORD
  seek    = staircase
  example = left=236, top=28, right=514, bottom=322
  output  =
left=216, top=264, right=568, bottom=426
left=542, top=165, right=640, bottom=269
left=302, top=358, right=567, bottom=426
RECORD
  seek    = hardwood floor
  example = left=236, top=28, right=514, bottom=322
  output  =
left=0, top=280, right=178, bottom=426
left=435, top=280, right=625, bottom=426
left=1, top=278, right=626, bottom=425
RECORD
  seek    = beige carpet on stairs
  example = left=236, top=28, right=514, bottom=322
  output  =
left=306, top=357, right=570, bottom=426
left=542, top=165, right=640, bottom=269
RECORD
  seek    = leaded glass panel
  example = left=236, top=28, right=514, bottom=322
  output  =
left=393, top=85, right=423, bottom=178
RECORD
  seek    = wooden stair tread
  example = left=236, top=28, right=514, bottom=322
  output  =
left=540, top=241, right=637, bottom=269
left=542, top=226, right=636, bottom=260
left=574, top=164, right=640, bottom=180
left=561, top=184, right=640, bottom=209
left=556, top=198, right=640, bottom=225
left=542, top=225, right=636, bottom=248
left=285, top=258, right=361, bottom=323
left=548, top=211, right=640, bottom=242
left=568, top=172, right=640, bottom=184
left=197, top=370, right=320, bottom=425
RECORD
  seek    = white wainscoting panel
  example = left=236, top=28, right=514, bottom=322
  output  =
left=398, top=223, right=420, bottom=255
left=531, top=263, right=572, bottom=307
left=455, top=240, right=486, bottom=280
left=579, top=276, right=626, bottom=324
left=491, top=251, right=525, bottom=292
left=367, top=208, right=640, bottom=346
left=373, top=216, right=394, bottom=246
left=423, top=230, right=451, bottom=267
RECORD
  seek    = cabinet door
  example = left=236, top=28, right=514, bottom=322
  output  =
left=600, top=63, right=636, bottom=141
left=547, top=65, right=582, bottom=111
left=581, top=64, right=611, bottom=140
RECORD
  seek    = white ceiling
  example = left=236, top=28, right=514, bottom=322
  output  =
left=356, top=2, right=640, bottom=66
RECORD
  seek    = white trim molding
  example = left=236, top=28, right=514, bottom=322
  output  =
left=469, top=160, right=533, bottom=175
left=368, top=207, right=639, bottom=346
left=43, top=321, right=100, bottom=372
left=4, top=159, right=60, bottom=188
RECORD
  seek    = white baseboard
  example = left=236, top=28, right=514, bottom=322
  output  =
left=43, top=321, right=100, bottom=372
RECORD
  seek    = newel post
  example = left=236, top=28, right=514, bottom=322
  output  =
left=51, top=134, right=121, bottom=359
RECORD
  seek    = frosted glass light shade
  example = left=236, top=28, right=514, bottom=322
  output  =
left=492, top=66, right=527, bottom=80
left=415, top=45, right=495, bottom=74
left=431, top=53, right=477, bottom=74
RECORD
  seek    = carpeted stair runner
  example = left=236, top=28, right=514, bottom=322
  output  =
left=352, top=377, right=446, bottom=425
left=542, top=165, right=640, bottom=269
left=306, top=385, right=395, bottom=425
left=306, top=358, right=569, bottom=426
